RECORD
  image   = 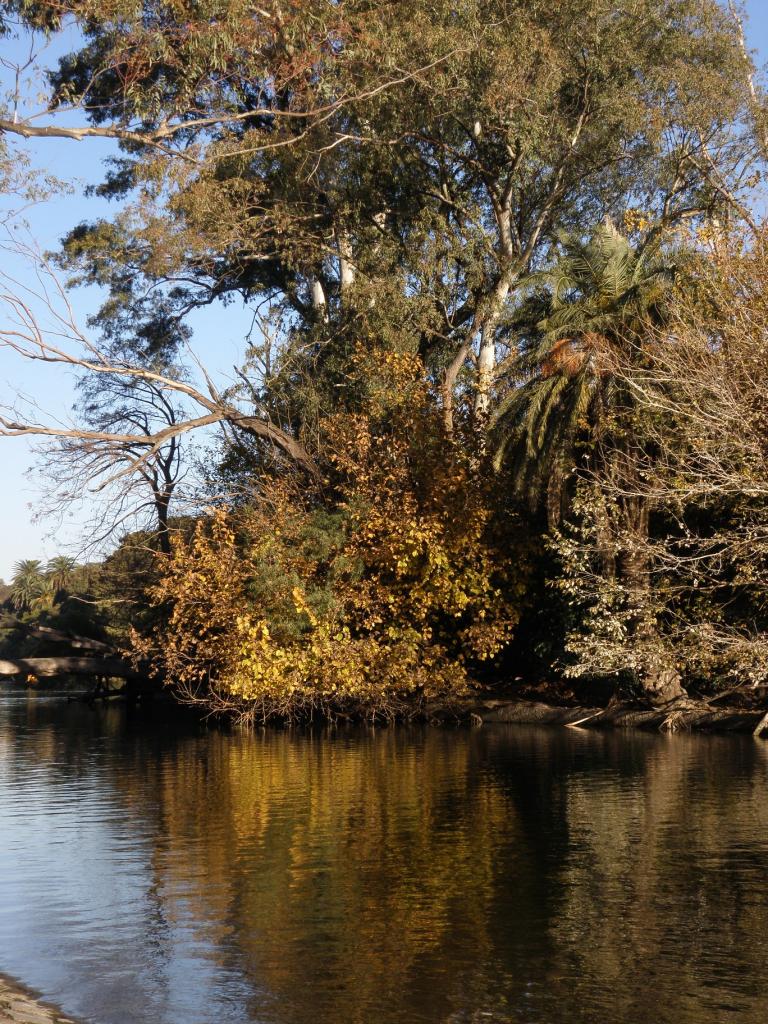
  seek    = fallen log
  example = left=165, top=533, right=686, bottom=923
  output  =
left=20, top=624, right=115, bottom=653
left=0, top=656, right=143, bottom=681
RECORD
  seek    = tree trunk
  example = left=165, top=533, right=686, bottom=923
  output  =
left=18, top=623, right=115, bottom=653
left=640, top=658, right=686, bottom=705
left=155, top=493, right=172, bottom=555
left=441, top=340, right=470, bottom=436
left=473, top=277, right=512, bottom=425
left=474, top=327, right=495, bottom=423
left=336, top=226, right=355, bottom=298
left=310, top=278, right=327, bottom=321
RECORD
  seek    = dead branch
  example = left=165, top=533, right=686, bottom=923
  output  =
left=0, top=251, right=320, bottom=479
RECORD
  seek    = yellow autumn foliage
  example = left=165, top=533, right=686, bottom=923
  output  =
left=134, top=349, right=527, bottom=719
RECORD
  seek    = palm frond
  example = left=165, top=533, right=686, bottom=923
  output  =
left=492, top=221, right=675, bottom=518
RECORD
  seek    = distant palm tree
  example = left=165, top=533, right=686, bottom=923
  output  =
left=10, top=559, right=46, bottom=611
left=492, top=220, right=674, bottom=521
left=46, top=556, right=77, bottom=594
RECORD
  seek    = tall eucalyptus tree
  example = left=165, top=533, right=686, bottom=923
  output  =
left=0, top=0, right=760, bottom=461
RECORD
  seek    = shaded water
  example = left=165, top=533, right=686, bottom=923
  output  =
left=1, top=696, right=767, bottom=1023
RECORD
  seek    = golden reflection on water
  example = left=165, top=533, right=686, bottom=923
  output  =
left=1, top=699, right=768, bottom=1024
left=132, top=728, right=513, bottom=1023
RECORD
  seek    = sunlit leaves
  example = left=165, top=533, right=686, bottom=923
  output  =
left=135, top=348, right=528, bottom=718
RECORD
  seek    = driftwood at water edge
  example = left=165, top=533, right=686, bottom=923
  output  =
left=473, top=699, right=768, bottom=735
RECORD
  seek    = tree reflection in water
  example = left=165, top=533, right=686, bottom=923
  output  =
left=1, top=698, right=767, bottom=1024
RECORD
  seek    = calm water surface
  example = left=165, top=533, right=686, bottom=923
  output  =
left=1, top=695, right=768, bottom=1023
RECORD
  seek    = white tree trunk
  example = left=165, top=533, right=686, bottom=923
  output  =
left=474, top=328, right=496, bottom=420
left=473, top=277, right=511, bottom=421
left=728, top=1, right=768, bottom=160
left=367, top=211, right=388, bottom=309
left=310, top=278, right=328, bottom=321
left=336, top=227, right=355, bottom=298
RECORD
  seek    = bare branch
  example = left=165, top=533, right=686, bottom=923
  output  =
left=0, top=249, right=321, bottom=492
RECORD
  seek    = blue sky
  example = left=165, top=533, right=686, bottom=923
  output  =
left=0, top=23, right=249, bottom=578
left=0, top=2, right=767, bottom=581
left=748, top=0, right=768, bottom=46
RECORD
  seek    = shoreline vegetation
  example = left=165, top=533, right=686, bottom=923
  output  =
left=0, top=976, right=78, bottom=1024
left=2, top=3, right=768, bottom=724
left=2, top=678, right=767, bottom=740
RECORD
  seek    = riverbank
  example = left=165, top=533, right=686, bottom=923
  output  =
left=473, top=698, right=768, bottom=734
left=0, top=977, right=78, bottom=1024
left=4, top=678, right=768, bottom=736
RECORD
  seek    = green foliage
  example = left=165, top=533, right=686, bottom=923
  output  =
left=0, top=553, right=106, bottom=671
left=5, top=1, right=768, bottom=710
left=36, top=0, right=756, bottom=374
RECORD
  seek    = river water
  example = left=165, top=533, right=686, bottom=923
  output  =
left=1, top=695, right=767, bottom=1024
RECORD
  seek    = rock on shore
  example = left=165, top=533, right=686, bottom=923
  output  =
left=0, top=977, right=78, bottom=1024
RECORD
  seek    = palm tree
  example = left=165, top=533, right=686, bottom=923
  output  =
left=493, top=221, right=686, bottom=703
left=492, top=220, right=674, bottom=522
left=9, top=559, right=46, bottom=611
left=46, top=556, right=77, bottom=594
